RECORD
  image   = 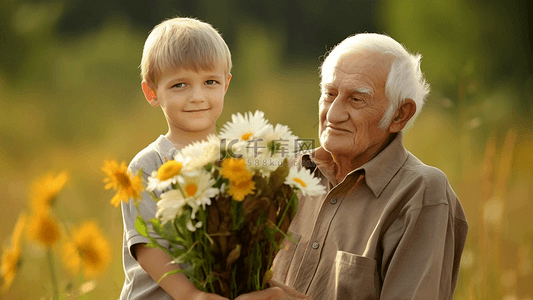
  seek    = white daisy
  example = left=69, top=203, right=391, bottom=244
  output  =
left=285, top=166, right=326, bottom=197
left=242, top=123, right=298, bottom=176
left=243, top=149, right=284, bottom=177
left=146, top=152, right=191, bottom=192
left=180, top=134, right=221, bottom=172
left=155, top=189, right=187, bottom=224
left=219, top=111, right=270, bottom=158
left=180, top=170, right=220, bottom=219
left=257, top=123, right=299, bottom=159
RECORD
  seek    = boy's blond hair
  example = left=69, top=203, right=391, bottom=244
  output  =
left=141, top=17, right=232, bottom=87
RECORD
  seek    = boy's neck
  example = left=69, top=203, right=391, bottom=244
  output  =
left=165, top=127, right=217, bottom=150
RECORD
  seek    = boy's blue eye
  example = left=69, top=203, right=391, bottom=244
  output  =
left=173, top=83, right=185, bottom=88
left=205, top=80, right=218, bottom=85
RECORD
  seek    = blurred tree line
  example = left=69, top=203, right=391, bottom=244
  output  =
left=1, top=0, right=531, bottom=126
left=1, top=0, right=532, bottom=298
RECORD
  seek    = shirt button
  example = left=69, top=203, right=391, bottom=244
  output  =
left=312, top=242, right=320, bottom=249
left=330, top=198, right=337, bottom=204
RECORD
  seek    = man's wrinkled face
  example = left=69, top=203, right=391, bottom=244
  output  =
left=319, top=50, right=393, bottom=164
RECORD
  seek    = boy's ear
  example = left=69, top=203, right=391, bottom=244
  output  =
left=224, top=74, right=232, bottom=93
left=388, top=98, right=416, bottom=133
left=141, top=81, right=159, bottom=107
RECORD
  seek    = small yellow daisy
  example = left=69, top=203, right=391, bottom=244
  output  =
left=146, top=153, right=192, bottom=192
left=228, top=178, right=256, bottom=201
left=61, top=221, right=111, bottom=278
left=28, top=210, right=61, bottom=248
left=29, top=171, right=69, bottom=212
left=0, top=213, right=27, bottom=292
left=220, top=158, right=253, bottom=184
left=1, top=248, right=20, bottom=293
left=101, top=160, right=144, bottom=207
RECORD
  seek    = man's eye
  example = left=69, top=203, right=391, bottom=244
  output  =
left=206, top=80, right=218, bottom=85
left=173, top=83, right=185, bottom=88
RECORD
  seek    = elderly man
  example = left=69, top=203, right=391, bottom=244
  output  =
left=236, top=33, right=468, bottom=300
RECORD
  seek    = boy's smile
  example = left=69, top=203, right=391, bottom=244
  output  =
left=142, top=61, right=231, bottom=144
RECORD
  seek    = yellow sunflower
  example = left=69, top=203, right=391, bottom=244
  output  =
left=29, top=171, right=68, bottom=212
left=28, top=209, right=61, bottom=248
left=1, top=213, right=27, bottom=292
left=101, top=160, right=144, bottom=207
left=228, top=178, right=256, bottom=201
left=61, top=221, right=111, bottom=278
left=1, top=248, right=20, bottom=293
left=220, top=158, right=253, bottom=183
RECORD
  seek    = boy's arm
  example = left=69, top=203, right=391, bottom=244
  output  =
left=133, top=243, right=228, bottom=300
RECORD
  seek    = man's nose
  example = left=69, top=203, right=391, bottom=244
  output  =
left=326, top=96, right=349, bottom=123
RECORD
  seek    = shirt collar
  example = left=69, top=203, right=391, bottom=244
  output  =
left=154, top=135, right=179, bottom=162
left=304, top=132, right=408, bottom=198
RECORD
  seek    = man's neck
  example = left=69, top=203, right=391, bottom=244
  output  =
left=330, top=133, right=397, bottom=184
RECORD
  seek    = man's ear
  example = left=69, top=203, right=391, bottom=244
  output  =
left=141, top=81, right=159, bottom=107
left=224, top=74, right=232, bottom=94
left=389, top=98, right=416, bottom=133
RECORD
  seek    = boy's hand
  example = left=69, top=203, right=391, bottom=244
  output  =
left=134, top=244, right=229, bottom=300
left=233, top=280, right=310, bottom=300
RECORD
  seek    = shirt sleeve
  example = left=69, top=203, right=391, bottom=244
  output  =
left=379, top=203, right=459, bottom=300
left=121, top=159, right=170, bottom=260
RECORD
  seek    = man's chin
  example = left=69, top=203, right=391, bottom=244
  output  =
left=322, top=141, right=349, bottom=157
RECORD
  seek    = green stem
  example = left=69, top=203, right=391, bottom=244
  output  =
left=47, top=248, right=59, bottom=300
left=276, top=193, right=295, bottom=228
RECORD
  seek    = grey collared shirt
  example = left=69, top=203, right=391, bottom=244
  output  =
left=272, top=133, right=468, bottom=299
left=120, top=135, right=177, bottom=300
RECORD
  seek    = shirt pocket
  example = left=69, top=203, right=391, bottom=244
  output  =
left=272, top=231, right=302, bottom=284
left=333, top=250, right=380, bottom=300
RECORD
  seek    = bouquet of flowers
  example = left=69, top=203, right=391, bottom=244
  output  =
left=130, top=111, right=325, bottom=299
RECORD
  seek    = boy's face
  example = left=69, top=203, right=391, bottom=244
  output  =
left=143, top=61, right=231, bottom=135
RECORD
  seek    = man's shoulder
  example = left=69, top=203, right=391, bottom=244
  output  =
left=396, top=152, right=458, bottom=207
left=403, top=154, right=447, bottom=182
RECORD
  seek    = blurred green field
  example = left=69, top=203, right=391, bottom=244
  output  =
left=1, top=1, right=532, bottom=299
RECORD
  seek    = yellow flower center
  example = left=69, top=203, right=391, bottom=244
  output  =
left=228, top=178, right=256, bottom=201
left=293, top=177, right=307, bottom=188
left=220, top=158, right=252, bottom=183
left=158, top=161, right=183, bottom=181
left=241, top=132, right=253, bottom=141
left=78, top=245, right=99, bottom=265
left=185, top=183, right=198, bottom=197
left=116, top=172, right=131, bottom=188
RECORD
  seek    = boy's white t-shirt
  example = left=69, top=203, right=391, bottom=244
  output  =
left=120, top=135, right=176, bottom=300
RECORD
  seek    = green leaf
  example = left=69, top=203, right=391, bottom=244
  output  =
left=269, top=220, right=297, bottom=244
left=145, top=240, right=160, bottom=248
left=231, top=200, right=244, bottom=231
left=171, top=246, right=188, bottom=258
left=151, top=218, right=162, bottom=235
left=135, top=215, right=149, bottom=238
left=226, top=244, right=241, bottom=269
left=290, top=192, right=299, bottom=219
left=157, top=269, right=187, bottom=284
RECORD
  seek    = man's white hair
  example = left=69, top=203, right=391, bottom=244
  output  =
left=320, top=33, right=430, bottom=130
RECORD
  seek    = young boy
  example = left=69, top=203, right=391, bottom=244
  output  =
left=120, top=17, right=231, bottom=300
